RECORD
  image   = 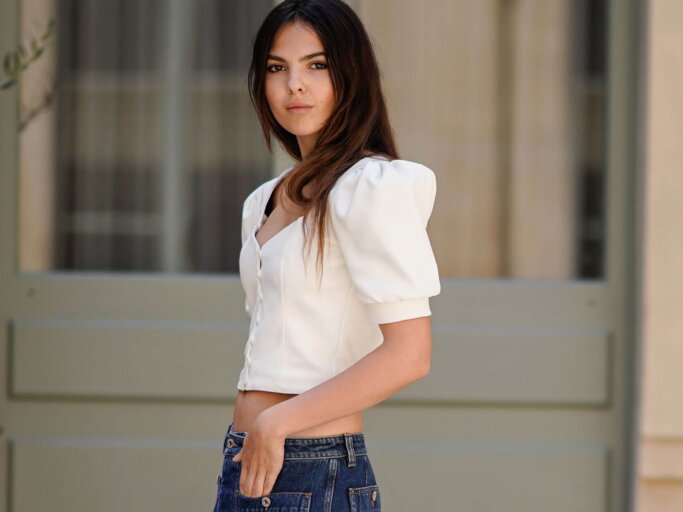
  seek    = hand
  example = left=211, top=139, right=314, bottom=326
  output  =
left=232, top=411, right=286, bottom=498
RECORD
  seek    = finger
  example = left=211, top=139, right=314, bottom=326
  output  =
left=233, top=450, right=242, bottom=462
left=240, top=464, right=255, bottom=497
left=262, top=468, right=278, bottom=497
left=251, top=468, right=267, bottom=498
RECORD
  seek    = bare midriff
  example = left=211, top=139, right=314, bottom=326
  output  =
left=233, top=389, right=363, bottom=437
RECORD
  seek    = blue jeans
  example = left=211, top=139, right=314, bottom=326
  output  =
left=212, top=423, right=382, bottom=511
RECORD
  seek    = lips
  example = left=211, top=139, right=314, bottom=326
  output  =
left=286, top=101, right=313, bottom=110
left=286, top=103, right=313, bottom=110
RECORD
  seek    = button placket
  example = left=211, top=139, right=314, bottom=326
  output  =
left=255, top=246, right=263, bottom=324
left=244, top=235, right=265, bottom=385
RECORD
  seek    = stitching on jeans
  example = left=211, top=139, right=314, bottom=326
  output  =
left=229, top=432, right=364, bottom=442
left=323, top=457, right=337, bottom=512
left=348, top=484, right=379, bottom=494
left=283, top=453, right=368, bottom=460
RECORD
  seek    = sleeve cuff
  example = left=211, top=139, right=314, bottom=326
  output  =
left=366, top=298, right=432, bottom=325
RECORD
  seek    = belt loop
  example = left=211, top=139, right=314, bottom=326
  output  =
left=223, top=424, right=233, bottom=450
left=343, top=433, right=356, bottom=467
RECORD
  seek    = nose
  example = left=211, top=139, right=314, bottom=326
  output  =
left=287, top=70, right=305, bottom=93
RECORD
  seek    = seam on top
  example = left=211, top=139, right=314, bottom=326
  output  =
left=332, top=282, right=354, bottom=376
left=278, top=225, right=297, bottom=390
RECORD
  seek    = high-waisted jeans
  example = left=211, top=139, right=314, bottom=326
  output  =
left=212, top=422, right=382, bottom=511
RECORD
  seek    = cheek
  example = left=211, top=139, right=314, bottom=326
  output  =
left=264, top=78, right=280, bottom=106
left=323, top=88, right=335, bottom=114
left=316, top=78, right=335, bottom=107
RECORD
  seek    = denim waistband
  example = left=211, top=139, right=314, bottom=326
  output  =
left=224, top=423, right=367, bottom=463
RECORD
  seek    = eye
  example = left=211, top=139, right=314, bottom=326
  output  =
left=266, top=62, right=328, bottom=73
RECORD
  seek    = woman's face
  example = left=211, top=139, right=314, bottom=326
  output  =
left=265, top=21, right=335, bottom=158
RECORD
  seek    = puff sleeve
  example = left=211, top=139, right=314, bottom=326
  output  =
left=328, top=158, right=441, bottom=324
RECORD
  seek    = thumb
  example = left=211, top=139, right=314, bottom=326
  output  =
left=233, top=450, right=242, bottom=462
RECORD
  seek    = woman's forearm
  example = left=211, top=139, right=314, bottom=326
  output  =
left=259, top=341, right=428, bottom=438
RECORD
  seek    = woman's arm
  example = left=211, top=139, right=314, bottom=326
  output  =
left=233, top=316, right=432, bottom=497
left=264, top=315, right=432, bottom=436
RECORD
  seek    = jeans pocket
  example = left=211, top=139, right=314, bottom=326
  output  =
left=212, top=473, right=222, bottom=512
left=347, top=484, right=381, bottom=512
left=234, top=489, right=312, bottom=511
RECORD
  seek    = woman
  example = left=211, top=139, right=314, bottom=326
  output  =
left=213, top=0, right=441, bottom=510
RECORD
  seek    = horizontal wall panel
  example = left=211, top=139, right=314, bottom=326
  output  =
left=9, top=318, right=611, bottom=405
left=9, top=317, right=246, bottom=399
left=8, top=436, right=222, bottom=512
left=369, top=440, right=609, bottom=512
left=8, top=436, right=608, bottom=512
left=8, top=274, right=606, bottom=325
left=430, top=281, right=609, bottom=326
left=403, top=326, right=611, bottom=405
left=7, top=274, right=248, bottom=322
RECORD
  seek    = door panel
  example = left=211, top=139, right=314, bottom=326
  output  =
left=0, top=1, right=640, bottom=511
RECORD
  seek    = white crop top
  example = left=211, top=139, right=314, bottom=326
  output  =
left=236, top=155, right=441, bottom=394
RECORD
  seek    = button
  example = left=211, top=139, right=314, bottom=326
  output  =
left=261, top=496, right=271, bottom=507
left=372, top=490, right=377, bottom=500
left=227, top=438, right=236, bottom=447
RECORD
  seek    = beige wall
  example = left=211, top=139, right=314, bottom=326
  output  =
left=637, top=0, right=683, bottom=510
left=18, top=0, right=57, bottom=271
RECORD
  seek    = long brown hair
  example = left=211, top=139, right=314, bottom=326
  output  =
left=248, top=0, right=399, bottom=281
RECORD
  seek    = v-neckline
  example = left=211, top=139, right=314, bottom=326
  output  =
left=252, top=156, right=381, bottom=252
left=253, top=166, right=301, bottom=252
left=253, top=215, right=303, bottom=252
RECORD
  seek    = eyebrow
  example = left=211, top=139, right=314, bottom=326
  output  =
left=267, top=51, right=327, bottom=63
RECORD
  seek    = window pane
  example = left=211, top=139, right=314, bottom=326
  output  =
left=361, top=0, right=607, bottom=279
left=17, top=0, right=607, bottom=279
left=18, top=0, right=273, bottom=273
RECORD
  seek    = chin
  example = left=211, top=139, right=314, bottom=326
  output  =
left=283, top=125, right=321, bottom=137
